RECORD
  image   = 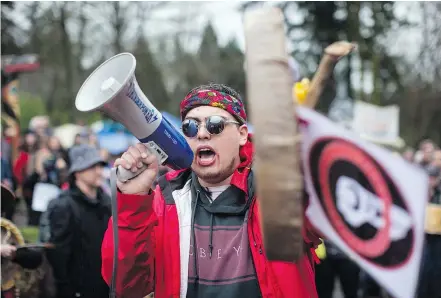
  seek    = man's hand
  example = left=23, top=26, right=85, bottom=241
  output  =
left=114, top=143, right=159, bottom=195
left=1, top=244, right=17, bottom=259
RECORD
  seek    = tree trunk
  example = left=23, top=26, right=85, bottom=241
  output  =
left=59, top=2, right=74, bottom=121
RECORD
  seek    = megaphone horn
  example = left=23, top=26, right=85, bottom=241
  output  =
left=75, top=53, right=194, bottom=182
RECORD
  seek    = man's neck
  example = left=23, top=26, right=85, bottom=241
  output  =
left=75, top=180, right=98, bottom=200
left=198, top=157, right=242, bottom=188
left=198, top=175, right=232, bottom=188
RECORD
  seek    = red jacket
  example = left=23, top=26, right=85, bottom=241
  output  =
left=101, top=139, right=321, bottom=298
left=13, top=151, right=29, bottom=185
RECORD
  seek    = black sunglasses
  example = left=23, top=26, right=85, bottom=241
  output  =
left=181, top=115, right=240, bottom=138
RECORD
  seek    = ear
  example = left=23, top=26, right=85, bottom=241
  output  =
left=238, top=125, right=248, bottom=146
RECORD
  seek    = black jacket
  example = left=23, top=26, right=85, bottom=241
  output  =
left=47, top=186, right=111, bottom=298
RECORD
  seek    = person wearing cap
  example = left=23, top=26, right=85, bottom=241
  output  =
left=46, top=144, right=111, bottom=298
left=101, top=84, right=321, bottom=298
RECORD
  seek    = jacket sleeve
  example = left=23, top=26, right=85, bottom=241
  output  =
left=47, top=199, right=75, bottom=298
left=101, top=189, right=158, bottom=298
left=13, top=247, right=43, bottom=269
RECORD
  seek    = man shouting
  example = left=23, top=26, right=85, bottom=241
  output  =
left=101, top=83, right=321, bottom=298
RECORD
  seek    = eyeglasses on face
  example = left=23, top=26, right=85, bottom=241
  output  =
left=181, top=115, right=240, bottom=138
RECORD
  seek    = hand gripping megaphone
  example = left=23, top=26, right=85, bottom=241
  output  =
left=75, top=53, right=194, bottom=182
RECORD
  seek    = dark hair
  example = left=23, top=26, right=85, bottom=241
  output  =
left=19, top=133, right=39, bottom=153
left=68, top=174, right=76, bottom=188
left=186, top=83, right=243, bottom=103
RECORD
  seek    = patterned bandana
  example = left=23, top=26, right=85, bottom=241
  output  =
left=180, top=89, right=247, bottom=124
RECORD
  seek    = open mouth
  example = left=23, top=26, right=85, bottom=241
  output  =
left=197, top=147, right=216, bottom=166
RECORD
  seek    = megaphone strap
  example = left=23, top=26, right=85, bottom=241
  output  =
left=110, top=168, right=119, bottom=298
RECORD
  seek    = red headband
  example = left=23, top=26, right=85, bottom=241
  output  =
left=180, top=89, right=247, bottom=124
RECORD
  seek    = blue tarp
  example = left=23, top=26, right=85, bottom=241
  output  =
left=162, top=111, right=182, bottom=131
left=98, top=132, right=132, bottom=155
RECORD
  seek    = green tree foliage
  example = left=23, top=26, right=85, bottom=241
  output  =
left=3, top=2, right=438, bottom=146
left=167, top=23, right=246, bottom=117
left=241, top=1, right=407, bottom=108
left=133, top=36, right=172, bottom=112
left=18, top=92, right=47, bottom=129
left=1, top=1, right=22, bottom=55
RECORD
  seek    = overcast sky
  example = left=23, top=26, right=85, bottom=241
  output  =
left=9, top=1, right=424, bottom=97
left=10, top=1, right=422, bottom=59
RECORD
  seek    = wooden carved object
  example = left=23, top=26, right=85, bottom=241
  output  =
left=244, top=7, right=304, bottom=262
left=304, top=41, right=357, bottom=109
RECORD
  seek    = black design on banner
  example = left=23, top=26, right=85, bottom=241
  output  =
left=308, top=137, right=414, bottom=268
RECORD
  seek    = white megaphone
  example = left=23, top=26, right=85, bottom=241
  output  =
left=75, top=53, right=194, bottom=182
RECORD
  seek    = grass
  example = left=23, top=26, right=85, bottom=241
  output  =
left=19, top=226, right=40, bottom=243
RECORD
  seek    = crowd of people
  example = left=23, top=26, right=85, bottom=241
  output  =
left=0, top=88, right=440, bottom=298
left=0, top=116, right=170, bottom=298
left=403, top=139, right=441, bottom=298
left=1, top=117, right=116, bottom=298
left=1, top=119, right=113, bottom=225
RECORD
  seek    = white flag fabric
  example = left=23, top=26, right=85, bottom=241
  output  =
left=297, top=107, right=428, bottom=298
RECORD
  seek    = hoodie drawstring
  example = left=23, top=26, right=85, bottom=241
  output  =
left=192, top=190, right=200, bottom=280
left=208, top=214, right=214, bottom=259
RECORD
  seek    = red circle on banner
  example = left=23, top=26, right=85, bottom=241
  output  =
left=318, top=140, right=392, bottom=258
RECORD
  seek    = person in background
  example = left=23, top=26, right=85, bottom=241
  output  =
left=431, top=149, right=441, bottom=168
left=1, top=155, right=15, bottom=219
left=1, top=150, right=14, bottom=190
left=73, top=133, right=83, bottom=146
left=416, top=139, right=435, bottom=168
left=23, top=136, right=67, bottom=226
left=88, top=133, right=100, bottom=149
left=29, top=116, right=51, bottom=138
left=13, top=130, right=38, bottom=190
left=402, top=148, right=415, bottom=163
left=315, top=240, right=360, bottom=298
left=1, top=128, right=13, bottom=166
left=1, top=184, right=44, bottom=298
left=47, top=135, right=69, bottom=186
left=417, top=166, right=441, bottom=298
left=48, top=136, right=69, bottom=165
left=427, top=166, right=441, bottom=203
left=47, top=144, right=110, bottom=298
left=1, top=127, right=14, bottom=189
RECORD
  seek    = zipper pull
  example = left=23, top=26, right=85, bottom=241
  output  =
left=259, top=245, right=263, bottom=254
left=254, top=241, right=257, bottom=247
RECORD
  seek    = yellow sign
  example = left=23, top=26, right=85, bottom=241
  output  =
left=425, top=203, right=441, bottom=235
left=293, top=78, right=310, bottom=105
left=315, top=239, right=327, bottom=260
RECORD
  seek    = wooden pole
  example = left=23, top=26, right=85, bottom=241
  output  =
left=244, top=7, right=304, bottom=262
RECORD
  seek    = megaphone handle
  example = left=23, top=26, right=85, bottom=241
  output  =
left=115, top=143, right=162, bottom=183
left=116, top=164, right=148, bottom=183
